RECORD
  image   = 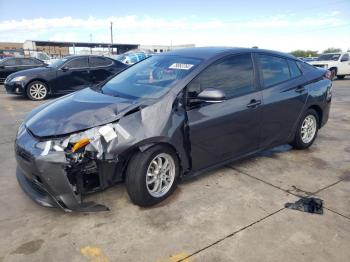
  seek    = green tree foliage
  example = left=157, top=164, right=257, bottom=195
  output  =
left=290, top=50, right=319, bottom=58
left=322, top=47, right=342, bottom=54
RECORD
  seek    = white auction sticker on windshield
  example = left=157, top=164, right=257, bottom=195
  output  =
left=169, top=63, right=194, bottom=70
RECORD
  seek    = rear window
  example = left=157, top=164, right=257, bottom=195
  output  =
left=258, top=54, right=290, bottom=87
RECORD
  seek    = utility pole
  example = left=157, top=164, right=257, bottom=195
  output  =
left=110, top=22, right=114, bottom=44
left=110, top=21, right=113, bottom=54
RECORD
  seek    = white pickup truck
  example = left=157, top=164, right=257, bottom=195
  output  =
left=309, top=52, right=350, bottom=79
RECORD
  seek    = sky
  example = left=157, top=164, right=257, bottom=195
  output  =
left=0, top=0, right=349, bottom=53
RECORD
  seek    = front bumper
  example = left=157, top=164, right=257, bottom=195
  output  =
left=4, top=81, right=26, bottom=95
left=15, top=128, right=110, bottom=212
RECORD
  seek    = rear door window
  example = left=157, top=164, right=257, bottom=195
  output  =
left=65, top=57, right=89, bottom=69
left=258, top=54, right=290, bottom=87
left=187, top=53, right=255, bottom=99
left=89, top=57, right=113, bottom=67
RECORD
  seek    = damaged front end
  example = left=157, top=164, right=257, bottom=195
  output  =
left=15, top=121, right=133, bottom=212
left=15, top=88, right=190, bottom=212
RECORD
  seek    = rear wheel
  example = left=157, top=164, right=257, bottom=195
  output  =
left=26, top=81, right=48, bottom=100
left=126, top=145, right=179, bottom=206
left=290, top=109, right=319, bottom=150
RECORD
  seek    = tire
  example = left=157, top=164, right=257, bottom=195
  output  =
left=126, top=145, right=180, bottom=206
left=290, top=109, right=319, bottom=150
left=26, top=81, right=48, bottom=100
left=337, top=75, right=345, bottom=80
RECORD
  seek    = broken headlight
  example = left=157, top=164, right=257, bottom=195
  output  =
left=34, top=124, right=120, bottom=158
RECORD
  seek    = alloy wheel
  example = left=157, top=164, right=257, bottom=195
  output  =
left=146, top=153, right=176, bottom=198
left=301, top=115, right=317, bottom=144
left=29, top=83, right=47, bottom=100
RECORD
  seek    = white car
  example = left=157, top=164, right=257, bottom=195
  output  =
left=309, top=52, right=350, bottom=79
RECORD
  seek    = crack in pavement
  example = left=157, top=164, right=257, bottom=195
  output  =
left=229, top=166, right=350, bottom=221
left=324, top=207, right=350, bottom=220
left=178, top=208, right=285, bottom=262
left=179, top=164, right=350, bottom=261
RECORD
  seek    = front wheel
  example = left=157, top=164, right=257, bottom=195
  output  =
left=26, top=81, right=48, bottom=100
left=290, top=109, right=319, bottom=150
left=126, top=145, right=179, bottom=206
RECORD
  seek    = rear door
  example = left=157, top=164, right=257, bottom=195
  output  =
left=88, top=57, right=115, bottom=84
left=186, top=53, right=262, bottom=171
left=56, top=57, right=90, bottom=93
left=257, top=54, right=308, bottom=148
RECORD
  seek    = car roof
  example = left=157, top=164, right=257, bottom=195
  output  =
left=63, top=55, right=112, bottom=60
left=163, top=47, right=297, bottom=60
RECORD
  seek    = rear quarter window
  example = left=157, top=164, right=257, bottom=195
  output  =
left=288, top=60, right=302, bottom=78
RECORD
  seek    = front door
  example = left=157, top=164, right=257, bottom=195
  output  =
left=186, top=53, right=262, bottom=171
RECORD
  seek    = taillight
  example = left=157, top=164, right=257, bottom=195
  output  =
left=326, top=85, right=332, bottom=101
left=324, top=70, right=332, bottom=80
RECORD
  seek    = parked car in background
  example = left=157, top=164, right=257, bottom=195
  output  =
left=4, top=55, right=127, bottom=100
left=0, top=57, right=46, bottom=84
left=298, top=57, right=318, bottom=62
left=115, top=50, right=153, bottom=65
left=309, top=52, right=350, bottom=79
left=14, top=47, right=332, bottom=212
left=28, top=51, right=58, bottom=65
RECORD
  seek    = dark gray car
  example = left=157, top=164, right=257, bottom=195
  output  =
left=15, top=47, right=332, bottom=212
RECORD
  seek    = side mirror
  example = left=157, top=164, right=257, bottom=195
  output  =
left=61, top=66, right=69, bottom=71
left=197, top=88, right=226, bottom=103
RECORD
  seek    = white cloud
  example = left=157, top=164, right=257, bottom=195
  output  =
left=0, top=13, right=348, bottom=52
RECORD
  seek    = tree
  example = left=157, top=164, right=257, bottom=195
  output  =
left=290, top=50, right=319, bottom=58
left=322, top=47, right=342, bottom=54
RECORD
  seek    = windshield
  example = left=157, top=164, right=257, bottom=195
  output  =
left=101, top=55, right=202, bottom=99
left=48, top=57, right=69, bottom=68
left=317, top=54, right=341, bottom=61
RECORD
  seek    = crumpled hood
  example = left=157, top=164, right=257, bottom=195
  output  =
left=26, top=88, right=140, bottom=137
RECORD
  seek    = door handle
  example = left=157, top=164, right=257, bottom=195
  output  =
left=246, top=99, right=261, bottom=108
left=295, top=86, right=305, bottom=93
